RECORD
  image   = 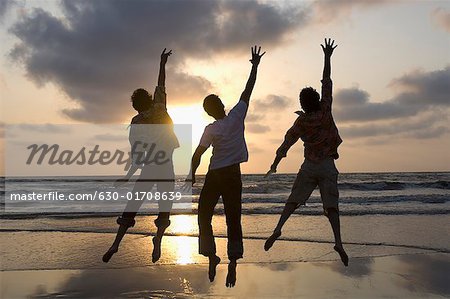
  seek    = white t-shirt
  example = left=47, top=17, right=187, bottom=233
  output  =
left=199, top=101, right=249, bottom=170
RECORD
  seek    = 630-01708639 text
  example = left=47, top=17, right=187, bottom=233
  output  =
left=8, top=191, right=183, bottom=201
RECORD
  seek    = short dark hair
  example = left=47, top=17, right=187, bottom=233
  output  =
left=203, top=94, right=224, bottom=115
left=131, top=88, right=152, bottom=112
left=299, top=87, right=320, bottom=113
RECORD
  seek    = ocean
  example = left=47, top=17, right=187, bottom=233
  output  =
left=2, top=172, right=449, bottom=217
left=1, top=172, right=449, bottom=273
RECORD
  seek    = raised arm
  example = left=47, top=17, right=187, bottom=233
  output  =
left=239, top=46, right=265, bottom=105
left=153, top=48, right=172, bottom=108
left=321, top=38, right=337, bottom=80
left=320, top=38, right=337, bottom=110
left=157, top=48, right=172, bottom=87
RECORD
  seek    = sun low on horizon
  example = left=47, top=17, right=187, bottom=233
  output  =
left=0, top=0, right=449, bottom=174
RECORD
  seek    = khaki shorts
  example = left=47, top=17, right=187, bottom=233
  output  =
left=287, top=158, right=339, bottom=212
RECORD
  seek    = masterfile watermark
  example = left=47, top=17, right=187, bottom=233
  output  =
left=26, top=141, right=171, bottom=171
left=4, top=124, right=193, bottom=213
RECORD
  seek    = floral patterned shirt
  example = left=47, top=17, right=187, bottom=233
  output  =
left=276, top=78, right=342, bottom=163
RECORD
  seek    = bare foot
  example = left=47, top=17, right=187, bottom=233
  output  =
left=334, top=245, right=349, bottom=266
left=208, top=255, right=221, bottom=282
left=226, top=261, right=237, bottom=288
left=102, top=246, right=118, bottom=263
left=264, top=230, right=281, bottom=251
left=152, top=237, right=161, bottom=263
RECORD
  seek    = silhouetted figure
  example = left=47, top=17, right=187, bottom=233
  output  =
left=264, top=39, right=348, bottom=267
left=103, top=49, right=179, bottom=263
left=186, top=46, right=265, bottom=287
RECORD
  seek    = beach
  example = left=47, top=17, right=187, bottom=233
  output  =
left=1, top=213, right=450, bottom=298
left=1, top=173, right=450, bottom=297
left=2, top=253, right=449, bottom=298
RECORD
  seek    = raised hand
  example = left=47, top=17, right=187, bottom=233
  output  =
left=160, top=48, right=173, bottom=64
left=264, top=164, right=277, bottom=178
left=250, top=46, right=265, bottom=66
left=321, top=38, right=337, bottom=57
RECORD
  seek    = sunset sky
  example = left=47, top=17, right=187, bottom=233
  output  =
left=1, top=0, right=449, bottom=175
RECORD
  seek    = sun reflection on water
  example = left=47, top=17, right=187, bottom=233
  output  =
left=170, top=215, right=196, bottom=235
left=169, top=215, right=198, bottom=265
left=173, top=236, right=197, bottom=265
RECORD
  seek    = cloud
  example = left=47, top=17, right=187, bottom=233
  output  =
left=0, top=0, right=15, bottom=19
left=247, top=123, right=271, bottom=134
left=0, top=121, right=4, bottom=138
left=16, top=123, right=72, bottom=134
left=334, top=88, right=412, bottom=122
left=246, top=94, right=292, bottom=124
left=334, top=66, right=450, bottom=122
left=389, top=67, right=450, bottom=106
left=9, top=0, right=306, bottom=123
left=334, top=66, right=450, bottom=140
left=269, top=138, right=283, bottom=144
left=167, top=70, right=213, bottom=102
left=431, top=7, right=450, bottom=33
left=247, top=143, right=264, bottom=153
left=311, top=0, right=391, bottom=23
left=339, top=110, right=449, bottom=139
left=246, top=113, right=264, bottom=123
left=254, top=94, right=292, bottom=111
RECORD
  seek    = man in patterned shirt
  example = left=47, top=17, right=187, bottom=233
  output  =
left=264, top=39, right=348, bottom=266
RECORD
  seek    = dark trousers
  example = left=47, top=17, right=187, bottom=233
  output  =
left=121, top=163, right=175, bottom=228
left=198, top=163, right=243, bottom=260
left=121, top=180, right=173, bottom=228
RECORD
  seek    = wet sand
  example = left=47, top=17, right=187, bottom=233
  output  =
left=1, top=214, right=449, bottom=298
left=1, top=251, right=449, bottom=298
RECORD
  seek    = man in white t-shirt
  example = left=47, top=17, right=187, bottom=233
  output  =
left=186, top=46, right=265, bottom=288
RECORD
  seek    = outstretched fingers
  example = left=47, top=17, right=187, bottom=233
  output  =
left=249, top=45, right=265, bottom=65
left=329, top=38, right=338, bottom=48
left=330, top=38, right=337, bottom=50
left=162, top=48, right=173, bottom=56
left=322, top=38, right=338, bottom=52
left=251, top=45, right=266, bottom=57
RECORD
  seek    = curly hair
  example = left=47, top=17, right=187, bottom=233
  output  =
left=299, top=87, right=321, bottom=113
left=131, top=88, right=152, bottom=112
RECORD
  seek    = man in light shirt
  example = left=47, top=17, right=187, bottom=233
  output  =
left=186, top=46, right=265, bottom=287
